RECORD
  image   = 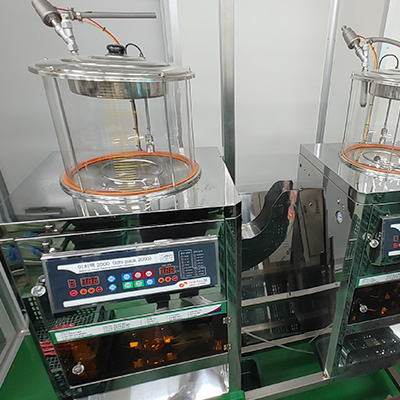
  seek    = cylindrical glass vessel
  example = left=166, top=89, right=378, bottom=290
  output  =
left=29, top=50, right=200, bottom=202
left=341, top=70, right=400, bottom=176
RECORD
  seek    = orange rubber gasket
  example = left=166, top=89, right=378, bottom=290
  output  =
left=342, top=143, right=400, bottom=176
left=62, top=151, right=199, bottom=196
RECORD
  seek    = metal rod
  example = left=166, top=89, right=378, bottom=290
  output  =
left=366, top=36, right=400, bottom=49
left=54, top=79, right=85, bottom=193
left=246, top=372, right=330, bottom=400
left=79, top=11, right=156, bottom=19
left=130, top=99, right=142, bottom=151
left=186, top=80, right=195, bottom=166
left=219, top=0, right=235, bottom=181
left=315, top=0, right=340, bottom=144
left=144, top=98, right=152, bottom=136
left=163, top=86, right=176, bottom=189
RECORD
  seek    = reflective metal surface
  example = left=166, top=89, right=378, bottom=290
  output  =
left=83, top=365, right=229, bottom=400
left=0, top=148, right=241, bottom=399
left=0, top=256, right=28, bottom=387
left=0, top=148, right=240, bottom=228
left=298, top=143, right=400, bottom=378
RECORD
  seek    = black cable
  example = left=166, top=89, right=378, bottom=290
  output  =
left=378, top=53, right=400, bottom=69
left=125, top=43, right=145, bottom=58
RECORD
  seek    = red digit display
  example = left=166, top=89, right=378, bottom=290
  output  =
left=159, top=266, right=176, bottom=275
left=80, top=276, right=100, bottom=287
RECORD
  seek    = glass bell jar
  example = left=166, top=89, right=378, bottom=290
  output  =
left=341, top=69, right=400, bottom=176
left=29, top=45, right=200, bottom=203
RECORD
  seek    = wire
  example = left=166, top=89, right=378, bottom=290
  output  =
left=82, top=20, right=120, bottom=44
left=57, top=8, right=120, bottom=45
left=379, top=53, right=400, bottom=69
left=245, top=332, right=314, bottom=355
left=308, top=323, right=333, bottom=344
left=125, top=43, right=145, bottom=57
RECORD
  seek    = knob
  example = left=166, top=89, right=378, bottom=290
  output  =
left=72, top=362, right=85, bottom=375
left=359, top=304, right=368, bottom=314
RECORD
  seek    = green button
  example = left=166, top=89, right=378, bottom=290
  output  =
left=122, top=281, right=133, bottom=290
left=134, top=280, right=144, bottom=288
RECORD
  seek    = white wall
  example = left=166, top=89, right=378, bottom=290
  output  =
left=176, top=0, right=389, bottom=192
left=0, top=0, right=393, bottom=195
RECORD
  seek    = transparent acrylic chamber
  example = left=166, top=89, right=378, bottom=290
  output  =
left=342, top=70, right=400, bottom=176
left=29, top=50, right=199, bottom=202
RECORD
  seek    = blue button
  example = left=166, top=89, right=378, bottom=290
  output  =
left=121, top=273, right=132, bottom=281
left=108, top=284, right=117, bottom=292
left=107, top=275, right=116, bottom=283
left=145, top=278, right=155, bottom=286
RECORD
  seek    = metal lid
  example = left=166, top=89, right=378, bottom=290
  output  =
left=353, top=70, right=400, bottom=100
left=28, top=54, right=194, bottom=83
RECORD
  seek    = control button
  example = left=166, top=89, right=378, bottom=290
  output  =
left=172, top=275, right=178, bottom=281
left=108, top=284, right=117, bottom=292
left=80, top=289, right=87, bottom=295
left=123, top=281, right=134, bottom=290
left=68, top=279, right=76, bottom=288
left=96, top=286, right=103, bottom=293
left=121, top=273, right=132, bottom=281
left=107, top=275, right=116, bottom=283
left=394, top=243, right=399, bottom=249
left=145, top=270, right=154, bottom=278
left=179, top=283, right=185, bottom=288
left=88, top=288, right=95, bottom=294
left=145, top=278, right=155, bottom=286
left=70, top=290, right=78, bottom=297
left=134, top=280, right=145, bottom=288
left=158, top=278, right=165, bottom=284
left=395, top=235, right=399, bottom=242
left=133, top=272, right=142, bottom=279
left=165, top=277, right=172, bottom=283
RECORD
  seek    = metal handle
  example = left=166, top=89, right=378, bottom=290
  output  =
left=79, top=11, right=156, bottom=19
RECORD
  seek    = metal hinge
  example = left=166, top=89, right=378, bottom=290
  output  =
left=223, top=343, right=232, bottom=351
left=223, top=317, right=231, bottom=325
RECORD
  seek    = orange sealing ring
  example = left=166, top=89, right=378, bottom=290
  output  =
left=62, top=151, right=199, bottom=196
left=342, top=143, right=400, bottom=176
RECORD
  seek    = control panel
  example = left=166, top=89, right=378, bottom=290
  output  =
left=382, top=216, right=400, bottom=259
left=42, top=236, right=219, bottom=313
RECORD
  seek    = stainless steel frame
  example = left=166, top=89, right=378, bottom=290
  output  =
left=0, top=257, right=28, bottom=387
left=0, top=147, right=241, bottom=399
left=219, top=0, right=235, bottom=181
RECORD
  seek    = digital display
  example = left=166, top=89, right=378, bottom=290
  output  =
left=80, top=276, right=100, bottom=287
left=159, top=266, right=176, bottom=275
left=68, top=279, right=76, bottom=289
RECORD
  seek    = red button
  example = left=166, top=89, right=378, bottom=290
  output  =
left=179, top=283, right=185, bottom=288
left=145, top=270, right=153, bottom=278
left=80, top=289, right=87, bottom=295
left=88, top=288, right=95, bottom=294
left=394, top=235, right=399, bottom=242
left=165, top=277, right=171, bottom=283
left=134, top=272, right=142, bottom=279
left=394, top=243, right=398, bottom=249
left=172, top=276, right=178, bottom=281
left=70, top=290, right=78, bottom=297
left=96, top=286, right=103, bottom=293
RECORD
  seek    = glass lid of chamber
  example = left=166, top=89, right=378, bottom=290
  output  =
left=28, top=49, right=194, bottom=82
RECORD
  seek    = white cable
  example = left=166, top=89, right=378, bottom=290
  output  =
left=245, top=332, right=314, bottom=355
left=308, top=323, right=333, bottom=344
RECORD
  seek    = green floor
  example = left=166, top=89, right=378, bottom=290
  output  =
left=2, top=337, right=400, bottom=400
left=244, top=342, right=400, bottom=400
left=0, top=335, right=58, bottom=400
